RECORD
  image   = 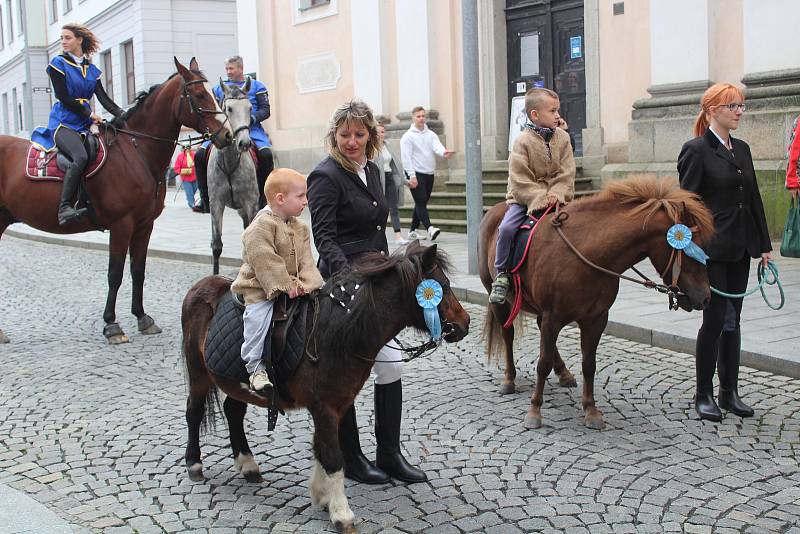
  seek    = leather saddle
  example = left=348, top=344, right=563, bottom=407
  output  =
left=508, top=210, right=549, bottom=273
left=26, top=133, right=106, bottom=182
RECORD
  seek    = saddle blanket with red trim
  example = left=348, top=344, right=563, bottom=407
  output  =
left=25, top=138, right=107, bottom=182
left=208, top=145, right=258, bottom=169
left=508, top=209, right=550, bottom=274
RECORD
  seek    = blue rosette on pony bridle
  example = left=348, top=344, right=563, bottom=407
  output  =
left=415, top=279, right=443, bottom=341
left=666, top=224, right=709, bottom=265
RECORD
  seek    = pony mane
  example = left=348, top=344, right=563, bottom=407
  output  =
left=117, top=70, right=205, bottom=123
left=588, top=175, right=714, bottom=238
left=315, top=243, right=453, bottom=361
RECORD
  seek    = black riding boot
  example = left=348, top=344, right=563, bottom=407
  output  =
left=694, top=338, right=722, bottom=422
left=375, top=380, right=427, bottom=483
left=57, top=167, right=87, bottom=226
left=256, top=147, right=274, bottom=209
left=193, top=147, right=210, bottom=213
left=338, top=405, right=389, bottom=484
left=717, top=328, right=754, bottom=417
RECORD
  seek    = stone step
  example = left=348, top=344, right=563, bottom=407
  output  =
left=443, top=176, right=599, bottom=194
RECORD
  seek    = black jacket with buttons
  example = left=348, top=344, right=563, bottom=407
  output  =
left=307, top=156, right=389, bottom=278
left=678, top=129, right=771, bottom=262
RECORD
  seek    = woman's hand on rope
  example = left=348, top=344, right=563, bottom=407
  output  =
left=761, top=252, right=771, bottom=268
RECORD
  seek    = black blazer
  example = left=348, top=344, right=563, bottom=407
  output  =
left=307, top=156, right=390, bottom=278
left=677, top=129, right=771, bottom=262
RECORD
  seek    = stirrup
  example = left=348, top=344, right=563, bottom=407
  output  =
left=57, top=205, right=87, bottom=225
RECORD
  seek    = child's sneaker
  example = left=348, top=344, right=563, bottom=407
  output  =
left=489, top=273, right=510, bottom=304
left=427, top=226, right=441, bottom=241
left=407, top=230, right=420, bottom=240
left=249, top=369, right=273, bottom=392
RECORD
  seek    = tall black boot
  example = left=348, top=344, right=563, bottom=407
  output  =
left=694, top=337, right=722, bottom=422
left=256, top=147, right=274, bottom=209
left=57, top=167, right=87, bottom=226
left=194, top=147, right=210, bottom=213
left=338, top=405, right=389, bottom=484
left=375, top=380, right=427, bottom=483
left=717, top=328, right=754, bottom=417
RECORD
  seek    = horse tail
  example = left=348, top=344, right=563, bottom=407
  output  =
left=181, top=275, right=233, bottom=433
left=483, top=305, right=504, bottom=364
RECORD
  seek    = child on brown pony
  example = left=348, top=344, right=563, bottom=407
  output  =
left=231, top=168, right=324, bottom=394
left=490, top=87, right=576, bottom=304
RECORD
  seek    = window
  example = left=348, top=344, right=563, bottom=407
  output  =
left=0, top=6, right=4, bottom=48
left=19, top=82, right=25, bottom=130
left=123, top=40, right=135, bottom=104
left=49, top=0, right=57, bottom=23
left=12, top=87, right=18, bottom=132
left=16, top=0, right=22, bottom=35
left=64, top=0, right=72, bottom=14
left=101, top=51, right=114, bottom=101
left=1, top=93, right=7, bottom=134
left=6, top=0, right=13, bottom=42
left=298, top=0, right=330, bottom=9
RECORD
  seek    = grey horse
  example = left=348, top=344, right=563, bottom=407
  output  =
left=207, top=78, right=260, bottom=274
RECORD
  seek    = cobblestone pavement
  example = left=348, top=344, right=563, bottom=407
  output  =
left=1, top=237, right=799, bottom=534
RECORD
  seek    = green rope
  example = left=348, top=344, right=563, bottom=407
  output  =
left=710, top=260, right=785, bottom=310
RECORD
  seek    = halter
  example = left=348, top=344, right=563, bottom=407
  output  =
left=179, top=78, right=230, bottom=145
left=219, top=93, right=252, bottom=140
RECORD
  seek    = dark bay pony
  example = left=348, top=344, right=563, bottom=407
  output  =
left=479, top=176, right=713, bottom=430
left=181, top=243, right=470, bottom=533
left=0, top=58, right=232, bottom=344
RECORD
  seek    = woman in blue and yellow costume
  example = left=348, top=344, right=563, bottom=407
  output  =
left=31, top=24, right=124, bottom=226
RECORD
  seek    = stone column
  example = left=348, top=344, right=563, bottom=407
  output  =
left=394, top=0, right=431, bottom=111
left=350, top=0, right=384, bottom=113
left=477, top=0, right=508, bottom=162
left=582, top=0, right=603, bottom=171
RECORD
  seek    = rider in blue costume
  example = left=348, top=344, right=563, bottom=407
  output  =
left=31, top=24, right=123, bottom=226
left=193, top=55, right=274, bottom=212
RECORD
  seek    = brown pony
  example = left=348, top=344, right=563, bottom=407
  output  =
left=480, top=176, right=713, bottom=430
left=0, top=58, right=232, bottom=344
left=181, top=243, right=469, bottom=533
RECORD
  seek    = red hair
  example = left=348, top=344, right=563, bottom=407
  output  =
left=693, top=83, right=745, bottom=137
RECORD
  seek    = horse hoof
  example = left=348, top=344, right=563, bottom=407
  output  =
left=499, top=382, right=516, bottom=395
left=334, top=520, right=357, bottom=534
left=558, top=374, right=578, bottom=388
left=107, top=334, right=130, bottom=345
left=137, top=315, right=162, bottom=335
left=585, top=414, right=605, bottom=430
left=523, top=409, right=543, bottom=429
left=0, top=330, right=9, bottom=344
left=187, top=463, right=205, bottom=482
left=243, top=471, right=263, bottom=483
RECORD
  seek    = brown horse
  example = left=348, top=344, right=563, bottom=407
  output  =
left=181, top=243, right=470, bottom=533
left=480, top=176, right=713, bottom=430
left=0, top=58, right=232, bottom=344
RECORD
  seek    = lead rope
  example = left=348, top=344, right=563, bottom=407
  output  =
left=710, top=260, right=784, bottom=310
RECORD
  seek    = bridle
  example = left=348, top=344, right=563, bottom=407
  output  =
left=551, top=210, right=699, bottom=311
left=219, top=93, right=252, bottom=140
left=180, top=78, right=230, bottom=145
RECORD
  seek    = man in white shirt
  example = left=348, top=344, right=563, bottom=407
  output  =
left=400, top=106, right=455, bottom=241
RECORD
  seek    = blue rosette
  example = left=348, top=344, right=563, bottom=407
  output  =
left=666, top=224, right=709, bottom=265
left=415, top=279, right=443, bottom=340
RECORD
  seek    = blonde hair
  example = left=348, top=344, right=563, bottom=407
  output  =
left=62, top=24, right=100, bottom=56
left=325, top=99, right=380, bottom=174
left=693, top=83, right=745, bottom=137
left=525, top=88, right=559, bottom=116
left=265, top=168, right=306, bottom=203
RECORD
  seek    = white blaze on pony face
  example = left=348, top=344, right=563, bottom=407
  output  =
left=310, top=462, right=354, bottom=530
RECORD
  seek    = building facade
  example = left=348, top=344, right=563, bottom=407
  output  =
left=0, top=0, right=238, bottom=140
left=240, top=0, right=798, bottom=235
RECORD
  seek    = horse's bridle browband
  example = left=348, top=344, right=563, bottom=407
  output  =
left=551, top=210, right=694, bottom=310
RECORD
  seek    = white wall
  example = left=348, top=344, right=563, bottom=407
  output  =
left=742, top=0, right=799, bottom=74
left=395, top=0, right=430, bottom=110
left=350, top=0, right=382, bottom=113
left=649, top=0, right=709, bottom=85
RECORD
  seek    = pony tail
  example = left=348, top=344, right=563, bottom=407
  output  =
left=693, top=109, right=708, bottom=138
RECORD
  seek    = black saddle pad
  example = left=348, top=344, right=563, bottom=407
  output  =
left=508, top=208, right=549, bottom=273
left=204, top=292, right=312, bottom=395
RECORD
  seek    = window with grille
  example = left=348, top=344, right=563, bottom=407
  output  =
left=123, top=41, right=135, bottom=104
left=101, top=51, right=114, bottom=101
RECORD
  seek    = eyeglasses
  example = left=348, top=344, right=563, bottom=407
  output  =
left=719, top=103, right=746, bottom=112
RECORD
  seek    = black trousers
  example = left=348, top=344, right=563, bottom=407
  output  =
left=195, top=145, right=274, bottom=207
left=384, top=171, right=401, bottom=233
left=696, top=255, right=750, bottom=378
left=54, top=127, right=89, bottom=174
left=409, top=172, right=434, bottom=231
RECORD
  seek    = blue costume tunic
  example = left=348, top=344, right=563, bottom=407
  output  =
left=31, top=55, right=102, bottom=151
left=204, top=78, right=271, bottom=150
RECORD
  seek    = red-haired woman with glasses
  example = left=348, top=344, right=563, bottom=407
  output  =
left=678, top=83, right=771, bottom=422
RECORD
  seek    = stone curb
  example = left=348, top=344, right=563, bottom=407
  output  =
left=8, top=228, right=799, bottom=380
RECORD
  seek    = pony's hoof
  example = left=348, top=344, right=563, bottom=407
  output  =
left=523, top=408, right=543, bottom=429
left=0, top=329, right=9, bottom=344
left=243, top=471, right=263, bottom=483
left=558, top=373, right=578, bottom=387
left=334, top=520, right=357, bottom=534
left=585, top=413, right=605, bottom=430
left=107, top=334, right=130, bottom=345
left=499, top=381, right=516, bottom=395
left=137, top=314, right=162, bottom=335
left=187, top=463, right=205, bottom=482
left=103, top=323, right=129, bottom=344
